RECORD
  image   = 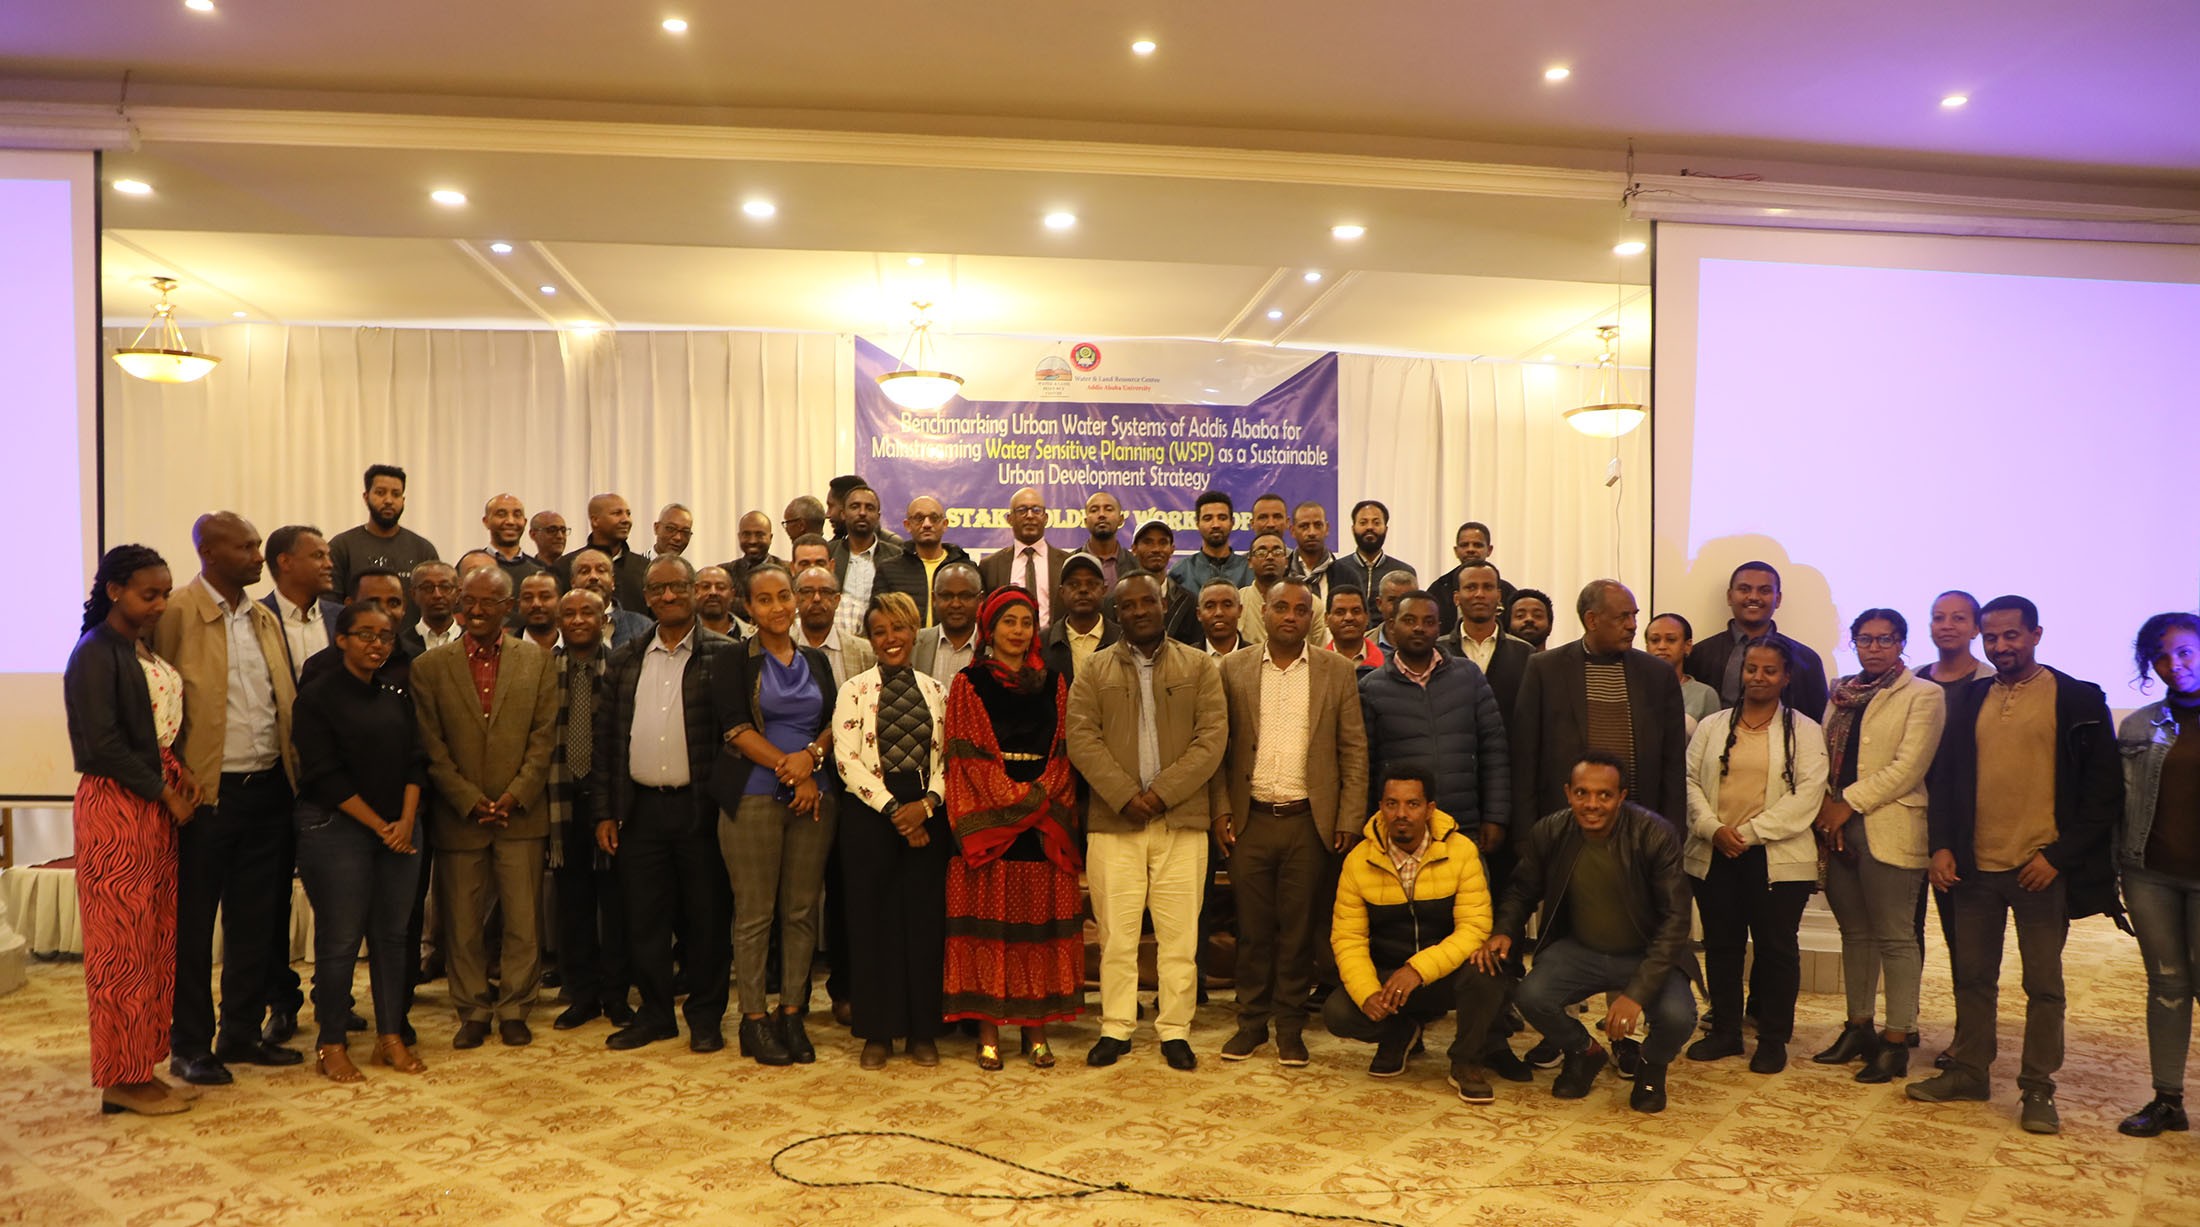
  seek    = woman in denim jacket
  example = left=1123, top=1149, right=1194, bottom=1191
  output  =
left=2116, top=611, right=2200, bottom=1137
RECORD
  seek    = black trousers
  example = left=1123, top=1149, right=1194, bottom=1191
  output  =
left=619, top=788, right=732, bottom=1032
left=263, top=827, right=305, bottom=1020
left=823, top=837, right=849, bottom=1004
left=400, top=813, right=435, bottom=1018
left=840, top=799, right=951, bottom=1041
left=556, top=807, right=630, bottom=1012
left=1322, top=963, right=1508, bottom=1062
left=172, top=769, right=294, bottom=1057
left=1693, top=845, right=1813, bottom=1043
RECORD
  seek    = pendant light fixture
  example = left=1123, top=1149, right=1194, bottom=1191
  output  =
left=874, top=301, right=964, bottom=411
left=112, top=277, right=222, bottom=384
left=1563, top=323, right=1647, bottom=438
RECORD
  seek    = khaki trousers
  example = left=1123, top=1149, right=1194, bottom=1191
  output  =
left=436, top=836, right=546, bottom=1023
left=1088, top=824, right=1208, bottom=1043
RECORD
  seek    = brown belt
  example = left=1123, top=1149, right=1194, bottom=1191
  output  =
left=1247, top=799, right=1312, bottom=817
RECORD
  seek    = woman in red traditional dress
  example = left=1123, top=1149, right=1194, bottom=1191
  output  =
left=942, top=586, right=1085, bottom=1070
left=62, top=544, right=200, bottom=1115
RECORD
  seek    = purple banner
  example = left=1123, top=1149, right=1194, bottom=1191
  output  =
left=853, top=337, right=1339, bottom=551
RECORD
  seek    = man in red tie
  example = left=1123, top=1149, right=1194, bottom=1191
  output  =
left=979, top=487, right=1071, bottom=629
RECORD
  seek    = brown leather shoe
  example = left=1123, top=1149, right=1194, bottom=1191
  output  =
left=498, top=1020, right=533, bottom=1047
left=832, top=999, right=854, bottom=1028
left=453, top=1020, right=491, bottom=1049
left=101, top=1082, right=190, bottom=1116
left=860, top=1040, right=891, bottom=1069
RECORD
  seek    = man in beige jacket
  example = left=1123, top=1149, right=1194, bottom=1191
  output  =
left=153, top=512, right=303, bottom=1084
left=1067, top=573, right=1228, bottom=1072
left=412, top=566, right=560, bottom=1049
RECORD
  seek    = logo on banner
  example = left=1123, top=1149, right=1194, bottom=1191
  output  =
left=1070, top=342, right=1103, bottom=371
left=1035, top=355, right=1073, bottom=383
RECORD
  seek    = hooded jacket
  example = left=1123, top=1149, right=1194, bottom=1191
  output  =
left=1331, top=808, right=1492, bottom=1007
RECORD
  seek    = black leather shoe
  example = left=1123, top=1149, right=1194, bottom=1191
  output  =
left=1483, top=1046, right=1535, bottom=1083
left=345, top=1011, right=368, bottom=1033
left=779, top=1013, right=816, bottom=1064
left=1086, top=1037, right=1132, bottom=1067
left=689, top=1027, right=726, bottom=1054
left=499, top=1020, right=533, bottom=1047
left=2118, top=1095, right=2190, bottom=1137
left=1630, top=1062, right=1669, bottom=1113
left=1686, top=1031, right=1744, bottom=1062
left=1161, top=1039, right=1197, bottom=1071
left=1611, top=1036, right=1642, bottom=1077
left=1814, top=1022, right=1878, bottom=1065
left=740, top=1017, right=793, bottom=1066
left=169, top=1053, right=234, bottom=1086
left=215, top=1038, right=304, bottom=1067
left=1551, top=1044, right=1608, bottom=1099
left=1274, top=1031, right=1310, bottom=1067
left=1749, top=1040, right=1788, bottom=1075
left=1856, top=1043, right=1909, bottom=1084
left=606, top=1021, right=678, bottom=1051
left=261, top=1008, right=298, bottom=1045
left=603, top=1000, right=635, bottom=1027
left=1524, top=1036, right=1565, bottom=1069
left=554, top=1003, right=603, bottom=1031
left=452, top=1021, right=491, bottom=1050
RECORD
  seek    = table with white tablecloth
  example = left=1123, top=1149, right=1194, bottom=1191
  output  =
left=0, top=866, right=314, bottom=961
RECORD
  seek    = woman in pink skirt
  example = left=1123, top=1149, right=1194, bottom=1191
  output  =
left=62, top=544, right=199, bottom=1116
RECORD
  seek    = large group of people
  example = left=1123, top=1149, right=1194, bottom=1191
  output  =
left=57, top=465, right=2192, bottom=1146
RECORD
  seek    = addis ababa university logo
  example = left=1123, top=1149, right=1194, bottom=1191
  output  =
left=1070, top=342, right=1102, bottom=371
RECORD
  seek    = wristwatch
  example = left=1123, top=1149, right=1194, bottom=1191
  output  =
left=923, top=791, right=942, bottom=817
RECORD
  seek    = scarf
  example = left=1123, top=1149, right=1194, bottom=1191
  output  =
left=1824, top=666, right=1905, bottom=786
left=977, top=586, right=1047, bottom=692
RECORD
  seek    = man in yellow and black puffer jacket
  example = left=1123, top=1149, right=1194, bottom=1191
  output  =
left=1324, top=763, right=1508, bottom=1103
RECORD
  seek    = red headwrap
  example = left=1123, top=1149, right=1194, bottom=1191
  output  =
left=977, top=585, right=1046, bottom=685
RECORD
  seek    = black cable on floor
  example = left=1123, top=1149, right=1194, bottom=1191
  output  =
left=769, top=1130, right=1410, bottom=1226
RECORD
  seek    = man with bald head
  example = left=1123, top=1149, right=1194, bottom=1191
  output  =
left=650, top=503, right=694, bottom=560
left=876, top=494, right=972, bottom=626
left=1511, top=579, right=1688, bottom=826
left=412, top=564, right=561, bottom=1049
left=528, top=510, right=569, bottom=569
left=543, top=587, right=634, bottom=1031
left=978, top=487, right=1070, bottom=630
left=782, top=495, right=827, bottom=552
left=715, top=510, right=782, bottom=622
left=483, top=493, right=546, bottom=589
left=568, top=548, right=652, bottom=649
left=554, top=493, right=648, bottom=614
left=1082, top=490, right=1132, bottom=589
left=154, top=511, right=305, bottom=1083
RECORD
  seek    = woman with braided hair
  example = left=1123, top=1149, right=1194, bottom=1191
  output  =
left=941, top=585, right=1086, bottom=1070
left=62, top=544, right=201, bottom=1116
left=1682, top=637, right=1827, bottom=1074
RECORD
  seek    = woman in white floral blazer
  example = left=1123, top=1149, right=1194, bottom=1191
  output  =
left=829, top=591, right=952, bottom=1069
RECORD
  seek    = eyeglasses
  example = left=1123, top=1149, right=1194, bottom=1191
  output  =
left=342, top=629, right=397, bottom=645
left=644, top=581, right=693, bottom=595
left=1250, top=546, right=1290, bottom=557
left=1853, top=634, right=1903, bottom=648
left=459, top=597, right=510, bottom=612
left=534, top=526, right=569, bottom=536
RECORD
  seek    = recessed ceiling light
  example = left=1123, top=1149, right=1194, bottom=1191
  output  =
left=232, top=311, right=247, bottom=318
left=1612, top=240, right=1647, bottom=256
left=572, top=322, right=602, bottom=335
left=430, top=189, right=467, bottom=206
left=488, top=241, right=513, bottom=254
left=1544, top=66, right=1571, bottom=82
left=1540, top=353, right=1557, bottom=362
left=539, top=285, right=558, bottom=295
left=907, top=256, right=925, bottom=266
left=1941, top=93, right=1969, bottom=108
left=741, top=199, right=777, bottom=219
left=1044, top=211, right=1078, bottom=230
left=662, top=17, right=688, bottom=33
left=1303, top=271, right=1323, bottom=283
left=184, top=0, right=214, bottom=11
left=1331, top=224, right=1366, bottom=240
left=111, top=179, right=153, bottom=195
left=1266, top=309, right=1285, bottom=321
left=1130, top=39, right=1156, bottom=55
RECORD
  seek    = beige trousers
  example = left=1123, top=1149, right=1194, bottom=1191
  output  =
left=1087, top=824, right=1208, bottom=1043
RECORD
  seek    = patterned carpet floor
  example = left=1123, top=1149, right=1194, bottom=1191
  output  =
left=0, top=915, right=2193, bottom=1226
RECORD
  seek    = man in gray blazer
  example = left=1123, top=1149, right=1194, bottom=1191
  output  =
left=1068, top=574, right=1229, bottom=1072
left=910, top=561, right=984, bottom=686
left=1210, top=577, right=1368, bottom=1067
left=413, top=566, right=560, bottom=1049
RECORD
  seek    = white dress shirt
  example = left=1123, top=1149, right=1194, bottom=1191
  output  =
left=203, top=578, right=280, bottom=773
left=1250, top=646, right=1313, bottom=803
left=418, top=620, right=464, bottom=651
left=275, top=593, right=326, bottom=681
left=628, top=626, right=694, bottom=787
left=928, top=627, right=977, bottom=687
left=1455, top=624, right=1501, bottom=673
left=1012, top=544, right=1053, bottom=629
left=837, top=542, right=879, bottom=640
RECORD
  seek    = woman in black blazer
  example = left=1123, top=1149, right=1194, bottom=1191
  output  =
left=62, top=545, right=199, bottom=1116
left=708, top=563, right=839, bottom=1066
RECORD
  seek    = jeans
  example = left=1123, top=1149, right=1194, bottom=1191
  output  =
left=1515, top=937, right=1699, bottom=1068
left=722, top=793, right=838, bottom=1015
left=2124, top=867, right=2200, bottom=1094
left=294, top=802, right=424, bottom=1045
left=1693, top=845, right=1812, bottom=1043
left=1323, top=964, right=1509, bottom=1063
left=1947, top=869, right=2067, bottom=1093
left=1823, top=820, right=1926, bottom=1032
left=173, top=769, right=294, bottom=1056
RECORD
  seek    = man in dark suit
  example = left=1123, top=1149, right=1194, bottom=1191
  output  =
left=1684, top=560, right=1829, bottom=721
left=1040, top=553, right=1119, bottom=681
left=592, top=557, right=738, bottom=1053
left=1437, top=559, right=1533, bottom=721
left=412, top=566, right=561, bottom=1050
left=1510, top=580, right=1687, bottom=827
left=552, top=493, right=649, bottom=615
left=828, top=484, right=904, bottom=640
left=873, top=494, right=972, bottom=626
left=978, top=487, right=1071, bottom=629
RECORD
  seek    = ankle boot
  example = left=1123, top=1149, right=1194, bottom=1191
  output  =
left=739, top=1016, right=792, bottom=1066
left=1856, top=1041, right=1909, bottom=1084
left=1813, top=1022, right=1877, bottom=1065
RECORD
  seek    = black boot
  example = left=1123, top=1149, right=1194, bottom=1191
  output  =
left=1856, top=1042, right=1909, bottom=1084
left=779, top=1011, right=816, bottom=1064
left=1813, top=1021, right=1877, bottom=1065
left=739, top=1016, right=792, bottom=1066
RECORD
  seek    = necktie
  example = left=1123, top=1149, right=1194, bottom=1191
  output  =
left=565, top=662, right=595, bottom=779
left=1022, top=546, right=1041, bottom=623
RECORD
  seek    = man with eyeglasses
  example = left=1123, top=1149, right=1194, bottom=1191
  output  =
left=781, top=496, right=827, bottom=552
left=1237, top=532, right=1330, bottom=649
left=528, top=510, right=569, bottom=569
left=792, top=565, right=874, bottom=690
left=979, top=486, right=1072, bottom=629
left=875, top=495, right=972, bottom=627
left=411, top=565, right=561, bottom=1050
